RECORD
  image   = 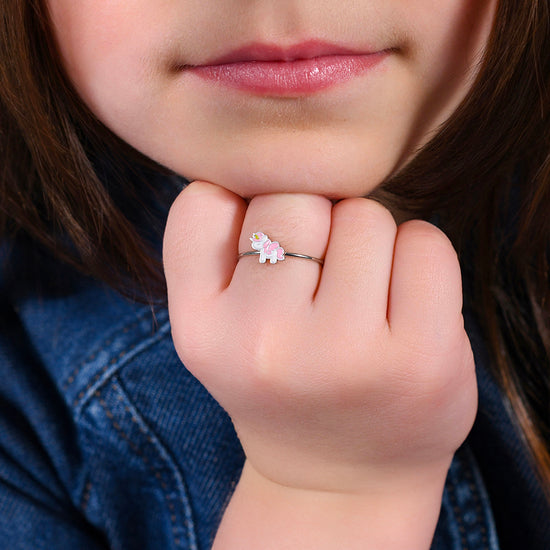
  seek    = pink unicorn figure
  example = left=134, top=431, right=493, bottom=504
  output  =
left=250, top=232, right=286, bottom=264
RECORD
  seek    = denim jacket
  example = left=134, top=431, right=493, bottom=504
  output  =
left=0, top=244, right=548, bottom=550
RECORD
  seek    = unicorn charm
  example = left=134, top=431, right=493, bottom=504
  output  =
left=250, top=232, right=285, bottom=264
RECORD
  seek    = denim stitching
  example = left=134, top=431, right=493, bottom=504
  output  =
left=463, top=466, right=489, bottom=550
left=95, top=389, right=180, bottom=547
left=94, top=382, right=198, bottom=550
left=72, top=345, right=139, bottom=409
left=62, top=311, right=151, bottom=392
left=444, top=446, right=497, bottom=550
left=80, top=479, right=93, bottom=513
left=71, top=318, right=171, bottom=415
left=463, top=446, right=500, bottom=550
left=447, top=483, right=468, bottom=549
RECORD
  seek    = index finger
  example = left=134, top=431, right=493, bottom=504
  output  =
left=163, top=181, right=247, bottom=306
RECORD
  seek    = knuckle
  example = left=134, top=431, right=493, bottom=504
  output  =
left=333, top=197, right=397, bottom=234
left=395, top=220, right=462, bottom=302
left=397, top=220, right=457, bottom=261
left=163, top=192, right=197, bottom=270
left=245, top=321, right=296, bottom=390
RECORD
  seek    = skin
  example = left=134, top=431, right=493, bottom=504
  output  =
left=47, top=0, right=497, bottom=198
left=164, top=184, right=477, bottom=549
left=47, top=1, right=498, bottom=547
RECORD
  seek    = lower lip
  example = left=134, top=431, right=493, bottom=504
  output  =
left=187, top=52, right=388, bottom=95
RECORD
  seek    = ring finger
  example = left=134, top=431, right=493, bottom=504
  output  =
left=229, top=193, right=332, bottom=308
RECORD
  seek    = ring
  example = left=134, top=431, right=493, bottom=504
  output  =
left=238, top=232, right=324, bottom=265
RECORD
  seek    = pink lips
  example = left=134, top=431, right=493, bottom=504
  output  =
left=185, top=40, right=389, bottom=95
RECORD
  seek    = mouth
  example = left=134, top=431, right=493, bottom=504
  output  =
left=179, top=40, right=391, bottom=96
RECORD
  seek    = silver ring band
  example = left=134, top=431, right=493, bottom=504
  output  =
left=238, top=250, right=324, bottom=265
left=239, top=232, right=324, bottom=266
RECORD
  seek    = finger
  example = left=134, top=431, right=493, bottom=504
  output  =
left=315, top=198, right=397, bottom=331
left=230, top=193, right=332, bottom=304
left=163, top=181, right=247, bottom=307
left=387, top=220, right=464, bottom=348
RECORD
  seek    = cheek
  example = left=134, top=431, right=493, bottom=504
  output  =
left=47, top=1, right=164, bottom=129
left=393, top=0, right=497, bottom=143
left=408, top=0, right=496, bottom=80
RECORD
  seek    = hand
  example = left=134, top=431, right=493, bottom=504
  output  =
left=163, top=181, right=477, bottom=495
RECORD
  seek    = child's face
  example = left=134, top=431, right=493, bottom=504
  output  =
left=47, top=0, right=497, bottom=199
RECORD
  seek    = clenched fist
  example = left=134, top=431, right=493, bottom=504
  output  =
left=163, top=180, right=477, bottom=499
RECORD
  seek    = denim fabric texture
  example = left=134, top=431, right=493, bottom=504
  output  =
left=0, top=245, right=548, bottom=549
left=431, top=446, right=499, bottom=550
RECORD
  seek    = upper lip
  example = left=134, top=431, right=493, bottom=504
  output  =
left=195, top=39, right=378, bottom=67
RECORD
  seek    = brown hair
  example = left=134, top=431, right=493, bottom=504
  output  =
left=1, top=0, right=550, bottom=496
left=380, top=0, right=550, bottom=495
left=0, top=0, right=175, bottom=301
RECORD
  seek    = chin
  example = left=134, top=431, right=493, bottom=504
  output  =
left=184, top=170, right=378, bottom=200
left=177, top=152, right=394, bottom=201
